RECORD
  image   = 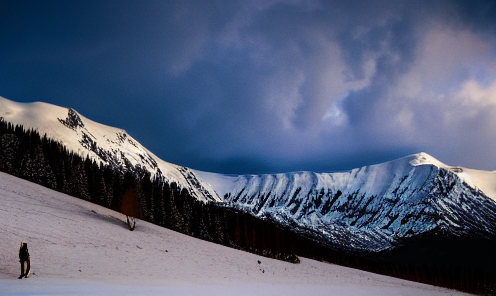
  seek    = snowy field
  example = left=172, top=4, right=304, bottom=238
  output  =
left=0, top=172, right=471, bottom=295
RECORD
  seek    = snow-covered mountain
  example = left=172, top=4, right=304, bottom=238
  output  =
left=197, top=153, right=496, bottom=252
left=0, top=96, right=220, bottom=202
left=1, top=95, right=495, bottom=255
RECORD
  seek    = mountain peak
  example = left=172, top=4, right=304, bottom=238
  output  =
left=408, top=152, right=447, bottom=168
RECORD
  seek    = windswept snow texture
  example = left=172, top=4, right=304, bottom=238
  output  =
left=199, top=153, right=496, bottom=252
left=0, top=173, right=470, bottom=296
left=0, top=96, right=220, bottom=202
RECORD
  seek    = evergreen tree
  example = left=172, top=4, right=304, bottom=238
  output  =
left=110, top=169, right=123, bottom=211
left=32, top=145, right=47, bottom=185
left=103, top=167, right=115, bottom=208
left=0, top=133, right=19, bottom=173
left=44, top=162, right=57, bottom=190
left=20, top=152, right=35, bottom=182
left=152, top=178, right=165, bottom=226
left=71, top=157, right=90, bottom=200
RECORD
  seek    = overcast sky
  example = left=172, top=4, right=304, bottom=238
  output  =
left=1, top=0, right=495, bottom=174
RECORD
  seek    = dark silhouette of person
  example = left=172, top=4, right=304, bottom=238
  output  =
left=18, top=242, right=30, bottom=279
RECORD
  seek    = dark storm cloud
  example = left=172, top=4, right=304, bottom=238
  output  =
left=1, top=0, right=495, bottom=174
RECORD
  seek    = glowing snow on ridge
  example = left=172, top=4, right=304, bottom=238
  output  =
left=198, top=152, right=495, bottom=203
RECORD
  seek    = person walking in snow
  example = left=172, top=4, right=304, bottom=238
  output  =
left=18, top=242, right=30, bottom=279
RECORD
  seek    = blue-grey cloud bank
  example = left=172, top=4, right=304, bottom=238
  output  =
left=1, top=0, right=495, bottom=174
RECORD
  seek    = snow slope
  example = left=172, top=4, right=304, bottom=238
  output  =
left=0, top=172, right=471, bottom=296
left=0, top=96, right=219, bottom=202
left=197, top=153, right=496, bottom=252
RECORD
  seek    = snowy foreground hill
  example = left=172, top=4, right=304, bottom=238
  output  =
left=0, top=172, right=470, bottom=296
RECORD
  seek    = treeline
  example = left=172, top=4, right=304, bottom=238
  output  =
left=0, top=120, right=494, bottom=294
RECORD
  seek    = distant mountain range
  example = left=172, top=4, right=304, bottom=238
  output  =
left=1, top=96, right=495, bottom=293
